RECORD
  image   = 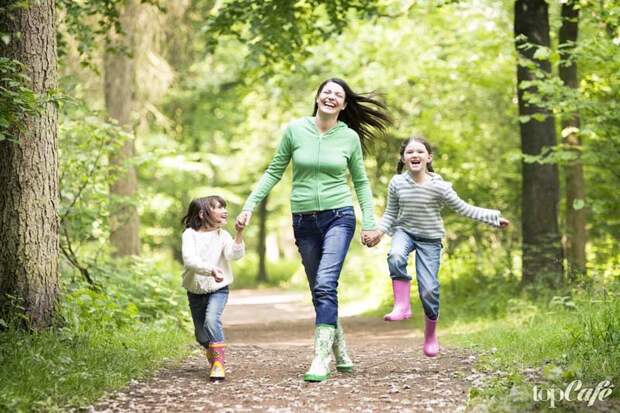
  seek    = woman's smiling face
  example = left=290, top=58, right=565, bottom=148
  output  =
left=315, top=81, right=347, bottom=116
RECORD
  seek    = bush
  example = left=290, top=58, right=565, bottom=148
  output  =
left=0, top=256, right=194, bottom=412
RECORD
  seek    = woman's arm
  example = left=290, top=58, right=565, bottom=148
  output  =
left=241, top=127, right=293, bottom=214
left=348, top=135, right=376, bottom=231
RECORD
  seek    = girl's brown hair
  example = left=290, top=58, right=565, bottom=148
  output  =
left=181, top=195, right=226, bottom=230
left=396, top=136, right=435, bottom=174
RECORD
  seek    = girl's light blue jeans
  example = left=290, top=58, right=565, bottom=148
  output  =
left=387, top=228, right=441, bottom=320
left=187, top=287, right=229, bottom=347
left=292, top=206, right=356, bottom=326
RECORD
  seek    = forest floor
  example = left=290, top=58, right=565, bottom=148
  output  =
left=81, top=289, right=482, bottom=412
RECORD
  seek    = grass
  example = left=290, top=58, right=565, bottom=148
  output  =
left=0, top=322, right=193, bottom=412
left=0, top=256, right=195, bottom=413
left=372, top=268, right=619, bottom=412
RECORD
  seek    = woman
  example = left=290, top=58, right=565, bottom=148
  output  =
left=236, top=78, right=391, bottom=382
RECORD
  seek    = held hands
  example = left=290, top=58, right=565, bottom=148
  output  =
left=234, top=221, right=245, bottom=233
left=361, top=229, right=384, bottom=247
left=235, top=211, right=252, bottom=229
left=499, top=218, right=510, bottom=229
left=211, top=267, right=224, bottom=282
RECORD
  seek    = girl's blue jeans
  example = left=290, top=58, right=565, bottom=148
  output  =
left=387, top=228, right=441, bottom=320
left=187, top=287, right=229, bottom=348
left=292, top=206, right=356, bottom=326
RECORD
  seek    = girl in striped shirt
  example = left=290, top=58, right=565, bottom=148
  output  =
left=364, top=136, right=509, bottom=357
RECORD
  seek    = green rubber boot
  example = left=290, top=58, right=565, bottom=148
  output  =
left=303, top=324, right=335, bottom=382
left=333, top=319, right=353, bottom=373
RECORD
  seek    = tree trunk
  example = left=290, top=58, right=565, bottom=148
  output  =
left=104, top=0, right=140, bottom=257
left=257, top=197, right=268, bottom=283
left=0, top=0, right=59, bottom=329
left=514, top=0, right=563, bottom=286
left=559, top=1, right=586, bottom=278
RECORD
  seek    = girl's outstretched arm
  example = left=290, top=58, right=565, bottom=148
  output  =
left=441, top=183, right=503, bottom=227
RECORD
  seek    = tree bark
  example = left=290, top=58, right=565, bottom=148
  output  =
left=104, top=0, right=140, bottom=257
left=559, top=0, right=586, bottom=278
left=514, top=0, right=563, bottom=286
left=0, top=0, right=59, bottom=329
left=257, top=197, right=268, bottom=283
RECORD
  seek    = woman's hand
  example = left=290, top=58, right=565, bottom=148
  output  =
left=236, top=211, right=252, bottom=228
left=499, top=218, right=510, bottom=229
left=362, top=229, right=384, bottom=247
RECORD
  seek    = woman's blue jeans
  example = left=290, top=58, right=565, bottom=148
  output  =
left=293, top=206, right=356, bottom=326
left=387, top=229, right=441, bottom=320
left=187, top=287, right=229, bottom=348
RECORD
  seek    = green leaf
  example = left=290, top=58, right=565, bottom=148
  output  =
left=531, top=113, right=548, bottom=122
left=533, top=46, right=551, bottom=61
left=572, top=199, right=585, bottom=210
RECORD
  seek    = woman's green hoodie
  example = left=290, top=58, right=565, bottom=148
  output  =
left=243, top=117, right=376, bottom=230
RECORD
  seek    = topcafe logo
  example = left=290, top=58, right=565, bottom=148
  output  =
left=533, top=380, right=614, bottom=408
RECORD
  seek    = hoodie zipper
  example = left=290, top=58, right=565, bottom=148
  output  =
left=316, top=131, right=322, bottom=210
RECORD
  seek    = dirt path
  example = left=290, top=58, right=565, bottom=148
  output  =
left=86, top=290, right=476, bottom=412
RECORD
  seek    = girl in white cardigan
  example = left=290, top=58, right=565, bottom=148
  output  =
left=181, top=195, right=245, bottom=381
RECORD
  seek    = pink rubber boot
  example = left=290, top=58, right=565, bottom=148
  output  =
left=423, top=317, right=439, bottom=357
left=383, top=279, right=412, bottom=321
left=208, top=342, right=225, bottom=381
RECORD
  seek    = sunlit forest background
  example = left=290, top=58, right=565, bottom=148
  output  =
left=1, top=0, right=618, bottom=411
left=57, top=0, right=618, bottom=289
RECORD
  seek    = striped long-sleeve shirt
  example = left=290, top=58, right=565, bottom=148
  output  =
left=378, top=172, right=502, bottom=239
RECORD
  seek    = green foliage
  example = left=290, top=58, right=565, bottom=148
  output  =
left=56, top=0, right=165, bottom=69
left=0, top=253, right=192, bottom=412
left=61, top=256, right=189, bottom=328
left=0, top=58, right=43, bottom=141
left=59, top=110, right=131, bottom=233
left=517, top=1, right=620, bottom=243
left=205, top=0, right=381, bottom=74
left=58, top=107, right=138, bottom=281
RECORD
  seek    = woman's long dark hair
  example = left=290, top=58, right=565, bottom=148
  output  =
left=181, top=195, right=226, bottom=230
left=312, top=78, right=392, bottom=154
left=396, top=136, right=435, bottom=174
